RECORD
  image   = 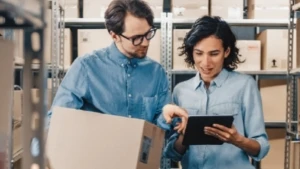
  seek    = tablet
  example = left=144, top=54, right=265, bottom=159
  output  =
left=182, top=115, right=234, bottom=146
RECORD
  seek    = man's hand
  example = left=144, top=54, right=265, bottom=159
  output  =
left=162, top=104, right=188, bottom=134
left=204, top=124, right=243, bottom=145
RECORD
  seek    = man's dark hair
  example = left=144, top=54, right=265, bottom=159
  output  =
left=104, top=0, right=154, bottom=35
left=179, top=16, right=242, bottom=71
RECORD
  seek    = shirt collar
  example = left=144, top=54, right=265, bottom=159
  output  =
left=193, top=68, right=229, bottom=90
left=108, top=42, right=142, bottom=67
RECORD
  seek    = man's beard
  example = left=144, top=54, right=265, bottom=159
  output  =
left=127, top=48, right=148, bottom=59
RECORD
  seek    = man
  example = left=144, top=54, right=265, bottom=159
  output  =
left=47, top=0, right=187, bottom=132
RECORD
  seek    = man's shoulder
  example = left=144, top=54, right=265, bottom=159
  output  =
left=80, top=47, right=109, bottom=61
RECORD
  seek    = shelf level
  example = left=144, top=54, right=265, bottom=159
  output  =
left=64, top=18, right=162, bottom=28
left=172, top=18, right=293, bottom=27
left=64, top=18, right=294, bottom=29
left=265, top=122, right=286, bottom=128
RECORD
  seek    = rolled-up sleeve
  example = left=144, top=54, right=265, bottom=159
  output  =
left=155, top=68, right=171, bottom=129
left=162, top=86, right=186, bottom=161
left=46, top=57, right=90, bottom=129
left=243, top=77, right=270, bottom=161
left=163, top=132, right=184, bottom=161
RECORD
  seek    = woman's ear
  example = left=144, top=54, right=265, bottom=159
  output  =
left=224, top=47, right=231, bottom=58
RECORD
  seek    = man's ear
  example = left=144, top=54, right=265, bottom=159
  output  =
left=110, top=31, right=120, bottom=42
left=224, top=47, right=231, bottom=58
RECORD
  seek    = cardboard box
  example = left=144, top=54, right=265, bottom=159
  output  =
left=248, top=0, right=289, bottom=19
left=83, top=0, right=111, bottom=18
left=47, top=107, right=165, bottom=169
left=172, top=0, right=208, bottom=19
left=13, top=90, right=23, bottom=122
left=64, top=28, right=72, bottom=68
left=260, top=80, right=286, bottom=122
left=78, top=29, right=113, bottom=56
left=78, top=29, right=160, bottom=63
left=84, top=0, right=162, bottom=18
left=260, top=129, right=300, bottom=169
left=173, top=29, right=193, bottom=70
left=64, top=0, right=79, bottom=18
left=147, top=29, right=161, bottom=63
left=261, top=128, right=285, bottom=169
left=0, top=39, right=14, bottom=169
left=211, top=0, right=244, bottom=19
left=144, top=0, right=163, bottom=18
left=257, top=29, right=297, bottom=70
left=236, top=40, right=261, bottom=71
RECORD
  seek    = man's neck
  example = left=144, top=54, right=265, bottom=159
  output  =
left=115, top=42, right=132, bottom=59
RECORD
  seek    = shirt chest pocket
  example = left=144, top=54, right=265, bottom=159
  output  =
left=209, top=103, right=240, bottom=116
left=208, top=103, right=241, bottom=127
left=142, top=96, right=158, bottom=122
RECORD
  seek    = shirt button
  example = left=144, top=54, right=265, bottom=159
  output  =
left=133, top=64, right=137, bottom=67
left=128, top=115, right=132, bottom=118
left=128, top=74, right=130, bottom=77
left=121, top=64, right=124, bottom=67
left=128, top=94, right=132, bottom=97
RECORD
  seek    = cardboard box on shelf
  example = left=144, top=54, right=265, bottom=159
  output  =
left=247, top=0, right=289, bottom=19
left=144, top=0, right=163, bottom=18
left=147, top=29, right=161, bottom=63
left=172, top=0, right=208, bottom=19
left=173, top=29, right=193, bottom=70
left=211, top=0, right=244, bottom=19
left=47, top=107, right=165, bottom=169
left=78, top=29, right=160, bottom=63
left=261, top=128, right=285, bottom=169
left=257, top=29, right=297, bottom=70
left=78, top=29, right=113, bottom=56
left=0, top=39, right=14, bottom=167
left=13, top=90, right=23, bottom=122
left=83, top=0, right=162, bottom=18
left=83, top=0, right=111, bottom=18
left=236, top=40, right=261, bottom=71
left=64, top=0, right=79, bottom=18
left=260, top=80, right=286, bottom=123
left=64, top=28, right=72, bottom=68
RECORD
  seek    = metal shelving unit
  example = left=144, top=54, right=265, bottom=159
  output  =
left=0, top=0, right=47, bottom=169
left=0, top=0, right=65, bottom=168
left=284, top=0, right=300, bottom=168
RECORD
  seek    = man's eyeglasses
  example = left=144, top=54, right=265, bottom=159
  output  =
left=119, top=28, right=157, bottom=46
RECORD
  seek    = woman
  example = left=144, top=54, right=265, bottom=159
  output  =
left=163, top=16, right=270, bottom=169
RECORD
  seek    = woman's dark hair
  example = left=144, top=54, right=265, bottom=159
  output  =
left=104, top=0, right=154, bottom=35
left=179, top=16, right=242, bottom=71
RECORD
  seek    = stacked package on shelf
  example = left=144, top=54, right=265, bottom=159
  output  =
left=12, top=87, right=53, bottom=161
left=172, top=29, right=192, bottom=70
left=247, top=0, right=289, bottom=19
left=13, top=8, right=72, bottom=68
left=235, top=40, right=261, bottom=71
left=172, top=0, right=208, bottom=19
left=83, top=0, right=111, bottom=18
left=84, top=0, right=162, bottom=18
left=77, top=29, right=161, bottom=63
left=0, top=39, right=14, bottom=169
left=211, top=0, right=244, bottom=19
left=64, top=0, right=79, bottom=18
left=173, top=30, right=261, bottom=71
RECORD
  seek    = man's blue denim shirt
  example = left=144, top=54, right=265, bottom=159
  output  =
left=47, top=43, right=170, bottom=129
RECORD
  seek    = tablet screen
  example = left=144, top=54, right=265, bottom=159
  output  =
left=182, top=115, right=234, bottom=146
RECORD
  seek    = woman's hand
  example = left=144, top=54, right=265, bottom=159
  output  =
left=162, top=104, right=188, bottom=134
left=204, top=124, right=243, bottom=145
